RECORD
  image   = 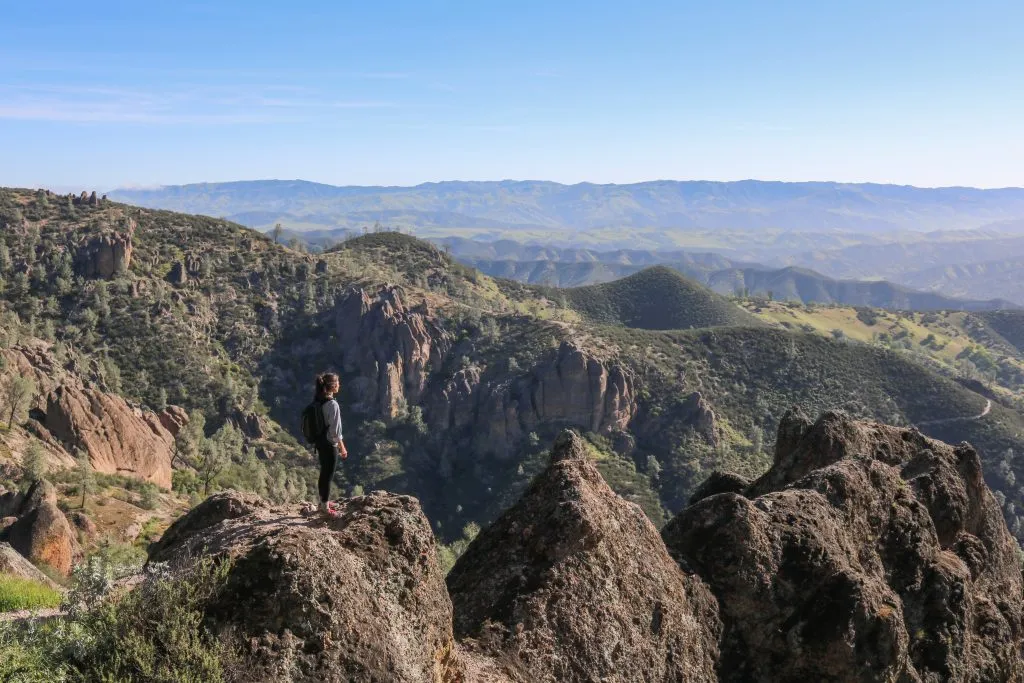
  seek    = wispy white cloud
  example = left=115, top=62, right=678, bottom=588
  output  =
left=0, top=81, right=399, bottom=124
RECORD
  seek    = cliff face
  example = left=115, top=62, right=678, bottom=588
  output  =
left=2, top=341, right=184, bottom=488
left=336, top=286, right=637, bottom=459
left=663, top=410, right=1024, bottom=682
left=45, top=385, right=178, bottom=488
left=147, top=416, right=1024, bottom=680
left=336, top=285, right=451, bottom=419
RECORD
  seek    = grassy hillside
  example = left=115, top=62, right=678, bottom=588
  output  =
left=548, top=266, right=758, bottom=330
left=742, top=300, right=1024, bottom=409
left=976, top=311, right=1024, bottom=354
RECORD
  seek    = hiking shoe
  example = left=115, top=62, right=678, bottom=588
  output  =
left=318, top=502, right=339, bottom=518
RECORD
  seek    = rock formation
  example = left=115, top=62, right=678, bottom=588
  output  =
left=149, top=490, right=462, bottom=683
left=167, top=261, right=188, bottom=285
left=74, top=223, right=134, bottom=279
left=0, top=541, right=59, bottom=588
left=134, top=412, right=1024, bottom=681
left=334, top=287, right=638, bottom=461
left=2, top=341, right=182, bottom=487
left=336, top=285, right=451, bottom=418
left=446, top=431, right=720, bottom=682
left=437, top=342, right=637, bottom=459
left=1, top=480, right=80, bottom=576
left=45, top=385, right=176, bottom=488
left=663, top=410, right=1024, bottom=682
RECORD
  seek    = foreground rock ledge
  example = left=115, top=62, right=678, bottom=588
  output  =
left=663, top=409, right=1024, bottom=683
left=447, top=430, right=720, bottom=683
left=149, top=491, right=461, bottom=683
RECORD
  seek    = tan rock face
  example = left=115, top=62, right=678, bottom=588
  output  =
left=447, top=431, right=720, bottom=682
left=0, top=541, right=59, bottom=588
left=149, top=490, right=462, bottom=683
left=1, top=480, right=80, bottom=576
left=45, top=385, right=175, bottom=488
left=663, top=410, right=1024, bottom=683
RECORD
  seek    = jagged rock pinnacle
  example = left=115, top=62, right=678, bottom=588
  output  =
left=549, top=429, right=588, bottom=463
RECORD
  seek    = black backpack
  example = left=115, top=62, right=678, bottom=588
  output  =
left=301, top=399, right=327, bottom=444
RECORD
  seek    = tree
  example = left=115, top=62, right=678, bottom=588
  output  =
left=2, top=374, right=35, bottom=428
left=76, top=449, right=96, bottom=509
left=21, top=440, right=46, bottom=482
left=197, top=439, right=228, bottom=496
left=172, top=410, right=206, bottom=469
left=272, top=223, right=283, bottom=244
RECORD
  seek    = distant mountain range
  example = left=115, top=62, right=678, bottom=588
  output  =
left=108, top=179, right=1024, bottom=233
left=439, top=239, right=1017, bottom=311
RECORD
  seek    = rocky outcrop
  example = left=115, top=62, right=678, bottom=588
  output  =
left=74, top=222, right=134, bottom=279
left=167, top=261, right=188, bottom=285
left=334, top=287, right=636, bottom=459
left=447, top=431, right=720, bottom=682
left=45, top=385, right=176, bottom=488
left=150, top=490, right=461, bottom=683
left=2, top=341, right=183, bottom=485
left=1, top=480, right=80, bottom=576
left=663, top=410, right=1024, bottom=682
left=427, top=342, right=637, bottom=460
left=137, top=415, right=1024, bottom=681
left=157, top=405, right=189, bottom=436
left=336, top=286, right=451, bottom=418
left=0, top=541, right=59, bottom=588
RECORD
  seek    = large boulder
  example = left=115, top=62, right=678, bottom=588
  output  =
left=0, top=541, right=59, bottom=588
left=663, top=410, right=1024, bottom=682
left=45, top=385, right=175, bottom=488
left=446, top=431, right=720, bottom=682
left=149, top=490, right=461, bottom=683
left=1, top=480, right=80, bottom=576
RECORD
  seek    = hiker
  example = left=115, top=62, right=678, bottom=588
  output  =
left=304, top=372, right=348, bottom=516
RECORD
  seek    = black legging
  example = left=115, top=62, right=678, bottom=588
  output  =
left=316, top=440, right=339, bottom=503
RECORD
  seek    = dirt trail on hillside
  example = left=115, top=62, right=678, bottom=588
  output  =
left=916, top=399, right=992, bottom=427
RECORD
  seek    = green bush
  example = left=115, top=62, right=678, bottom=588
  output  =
left=0, top=575, right=62, bottom=611
left=1, top=559, right=235, bottom=683
left=69, top=559, right=233, bottom=682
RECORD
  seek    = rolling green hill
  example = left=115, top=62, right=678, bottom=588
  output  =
left=551, top=266, right=758, bottom=330
left=976, top=311, right=1024, bottom=354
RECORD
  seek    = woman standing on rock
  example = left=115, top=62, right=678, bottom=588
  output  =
left=309, top=372, right=347, bottom=517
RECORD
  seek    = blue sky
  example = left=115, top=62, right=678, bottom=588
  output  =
left=2, top=0, right=1023, bottom=190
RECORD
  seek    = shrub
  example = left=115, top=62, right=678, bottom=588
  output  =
left=2, top=559, right=235, bottom=682
left=68, top=559, right=233, bottom=682
left=0, top=575, right=62, bottom=611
